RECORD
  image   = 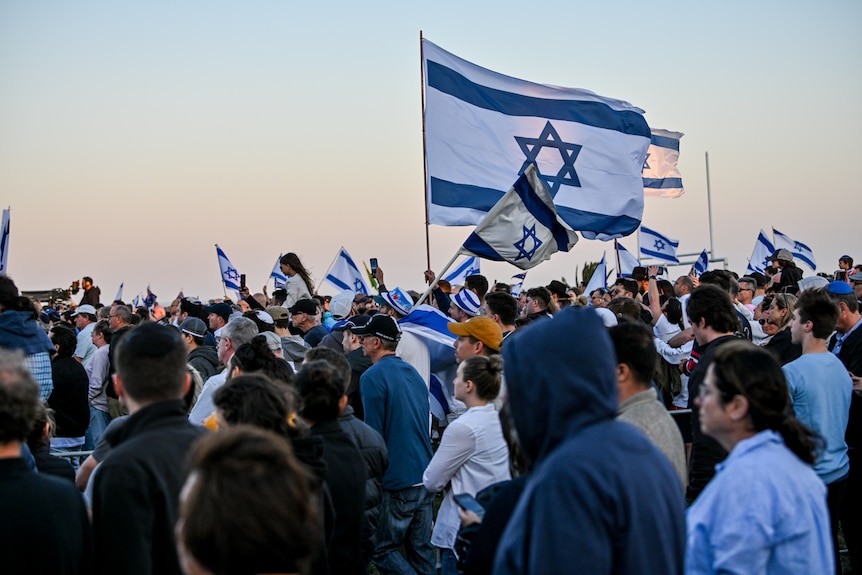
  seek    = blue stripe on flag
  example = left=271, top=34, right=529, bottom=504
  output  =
left=325, top=274, right=351, bottom=292
left=641, top=248, right=679, bottom=263
left=512, top=171, right=571, bottom=252
left=426, top=61, right=651, bottom=138
left=649, top=133, right=680, bottom=150
left=643, top=178, right=684, bottom=189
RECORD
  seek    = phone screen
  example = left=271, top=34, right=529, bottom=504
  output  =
left=453, top=493, right=485, bottom=519
left=370, top=258, right=378, bottom=273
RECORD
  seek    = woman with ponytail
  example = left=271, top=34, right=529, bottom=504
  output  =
left=685, top=340, right=833, bottom=574
left=423, top=355, right=511, bottom=575
left=279, top=253, right=313, bottom=308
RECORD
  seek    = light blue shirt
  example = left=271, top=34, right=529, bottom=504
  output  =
left=685, top=430, right=833, bottom=575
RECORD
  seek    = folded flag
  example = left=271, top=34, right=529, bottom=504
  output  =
left=584, top=253, right=608, bottom=298
left=324, top=247, right=369, bottom=295
left=216, top=244, right=242, bottom=292
left=746, top=229, right=775, bottom=275
left=270, top=254, right=287, bottom=289
left=423, top=38, right=650, bottom=240
left=460, top=165, right=578, bottom=270
left=693, top=250, right=709, bottom=277
left=639, top=226, right=680, bottom=264
left=643, top=129, right=685, bottom=198
left=616, top=242, right=640, bottom=277
left=443, top=256, right=481, bottom=286
left=773, top=228, right=816, bottom=270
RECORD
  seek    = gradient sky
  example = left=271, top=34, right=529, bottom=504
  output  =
left=2, top=1, right=860, bottom=303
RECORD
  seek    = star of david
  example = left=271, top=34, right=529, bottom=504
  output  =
left=514, top=121, right=582, bottom=197
left=643, top=153, right=651, bottom=170
left=653, top=239, right=666, bottom=252
left=513, top=224, right=543, bottom=262
left=354, top=278, right=365, bottom=293
left=225, top=267, right=240, bottom=281
left=793, top=241, right=803, bottom=251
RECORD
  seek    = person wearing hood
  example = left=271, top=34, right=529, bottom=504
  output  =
left=494, top=307, right=685, bottom=574
left=0, top=276, right=54, bottom=400
left=178, top=317, right=219, bottom=382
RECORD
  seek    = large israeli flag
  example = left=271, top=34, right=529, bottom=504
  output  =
left=773, top=228, right=816, bottom=270
left=746, top=230, right=775, bottom=274
left=216, top=244, right=242, bottom=292
left=324, top=247, right=369, bottom=295
left=442, top=256, right=481, bottom=286
left=459, top=165, right=578, bottom=270
left=616, top=242, right=640, bottom=277
left=423, top=39, right=650, bottom=240
left=0, top=208, right=9, bottom=275
left=639, top=226, right=680, bottom=264
left=643, top=129, right=685, bottom=198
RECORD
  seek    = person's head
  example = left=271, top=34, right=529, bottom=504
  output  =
left=455, top=354, right=503, bottom=404
left=349, top=314, right=401, bottom=361
left=686, top=285, right=739, bottom=344
left=217, top=317, right=259, bottom=365
left=91, top=319, right=113, bottom=348
left=0, top=276, right=19, bottom=312
left=337, top=315, right=371, bottom=355
left=180, top=298, right=205, bottom=323
left=607, top=297, right=641, bottom=322
left=673, top=275, right=693, bottom=297
left=699, top=269, right=734, bottom=294
left=49, top=324, right=78, bottom=358
left=179, top=317, right=208, bottom=348
left=72, top=305, right=97, bottom=330
left=767, top=293, right=797, bottom=331
left=608, top=321, right=657, bottom=400
left=0, top=350, right=41, bottom=445
left=214, top=374, right=291, bottom=435
left=243, top=310, right=275, bottom=333
left=109, top=305, right=132, bottom=330
left=113, top=323, right=190, bottom=407
left=737, top=276, right=756, bottom=304
left=177, top=426, right=318, bottom=575
left=483, top=291, right=518, bottom=328
left=305, top=347, right=351, bottom=391
left=82, top=276, right=94, bottom=290
left=770, top=248, right=794, bottom=269
left=450, top=289, right=482, bottom=321
left=294, top=360, right=347, bottom=423
left=374, top=287, right=413, bottom=319
left=790, top=288, right=839, bottom=344
left=464, top=274, right=489, bottom=302
left=270, top=289, right=287, bottom=307
left=589, top=288, right=611, bottom=308
left=838, top=255, right=854, bottom=270
left=546, top=280, right=570, bottom=307
left=826, top=281, right=861, bottom=333
left=229, top=335, right=293, bottom=386
left=697, top=340, right=818, bottom=463
left=279, top=252, right=314, bottom=294
left=448, top=316, right=503, bottom=363
left=524, top=287, right=551, bottom=314
left=204, top=303, right=231, bottom=331
left=288, top=299, right=319, bottom=331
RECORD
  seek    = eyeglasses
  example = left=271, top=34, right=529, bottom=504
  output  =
left=739, top=287, right=753, bottom=292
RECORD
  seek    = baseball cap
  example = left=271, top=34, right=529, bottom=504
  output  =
left=452, top=289, right=481, bottom=317
left=266, top=306, right=290, bottom=321
left=332, top=314, right=372, bottom=333
left=348, top=314, right=402, bottom=342
left=289, top=299, right=318, bottom=316
left=72, top=304, right=97, bottom=317
left=849, top=271, right=862, bottom=283
left=373, top=287, right=414, bottom=317
left=204, top=303, right=232, bottom=321
left=329, top=290, right=354, bottom=320
left=179, top=317, right=208, bottom=339
left=447, top=316, right=502, bottom=351
left=259, top=331, right=283, bottom=353
left=770, top=248, right=794, bottom=263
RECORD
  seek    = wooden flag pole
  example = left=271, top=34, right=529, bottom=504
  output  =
left=419, top=30, right=432, bottom=272
left=414, top=249, right=461, bottom=306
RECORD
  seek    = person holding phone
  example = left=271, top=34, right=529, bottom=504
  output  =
left=423, top=355, right=510, bottom=575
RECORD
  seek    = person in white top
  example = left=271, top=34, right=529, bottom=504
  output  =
left=423, top=355, right=511, bottom=575
left=279, top=253, right=313, bottom=309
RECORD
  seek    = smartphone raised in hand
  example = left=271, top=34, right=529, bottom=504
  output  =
left=370, top=258, right=379, bottom=275
left=453, top=493, right=485, bottom=519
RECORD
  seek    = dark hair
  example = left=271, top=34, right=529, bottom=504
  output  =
left=524, top=287, right=551, bottom=310
left=214, top=375, right=291, bottom=436
left=83, top=276, right=94, bottom=285
left=796, top=288, right=839, bottom=340
left=180, top=298, right=205, bottom=320
left=460, top=355, right=503, bottom=401
left=839, top=255, right=854, bottom=267
left=50, top=324, right=78, bottom=358
left=493, top=282, right=511, bottom=294
left=709, top=340, right=820, bottom=465
left=280, top=253, right=314, bottom=296
left=686, top=285, right=739, bottom=334
left=133, top=306, right=150, bottom=323
left=607, top=297, right=641, bottom=322
left=699, top=270, right=733, bottom=294
left=465, top=274, right=489, bottom=299
left=656, top=279, right=674, bottom=298
left=271, top=289, right=287, bottom=306
left=115, top=323, right=188, bottom=402
left=828, top=289, right=859, bottom=314
left=179, top=426, right=318, bottom=575
left=664, top=297, right=683, bottom=327
left=0, top=350, right=41, bottom=443
left=305, top=347, right=351, bottom=394
left=294, top=360, right=345, bottom=422
left=609, top=321, right=658, bottom=387
left=230, top=336, right=293, bottom=386
left=675, top=275, right=694, bottom=293
left=484, top=292, right=518, bottom=326
left=27, top=401, right=52, bottom=450
left=0, top=276, right=21, bottom=311
left=621, top=278, right=639, bottom=297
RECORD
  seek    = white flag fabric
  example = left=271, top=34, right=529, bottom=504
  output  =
left=643, top=129, right=684, bottom=198
left=423, top=38, right=650, bottom=240
left=746, top=229, right=775, bottom=274
left=510, top=273, right=526, bottom=297
left=324, top=247, right=369, bottom=295
left=459, top=165, right=578, bottom=270
left=114, top=283, right=124, bottom=303
left=0, top=208, right=9, bottom=275
left=773, top=228, right=816, bottom=270
left=693, top=250, right=709, bottom=277
left=616, top=242, right=641, bottom=277
left=270, top=254, right=286, bottom=289
left=584, top=253, right=608, bottom=298
left=639, top=226, right=680, bottom=264
left=216, top=244, right=242, bottom=292
left=442, top=256, right=481, bottom=286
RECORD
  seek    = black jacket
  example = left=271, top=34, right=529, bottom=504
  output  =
left=48, top=357, right=90, bottom=438
left=187, top=345, right=219, bottom=381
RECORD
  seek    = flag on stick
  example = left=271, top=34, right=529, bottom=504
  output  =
left=216, top=245, right=242, bottom=292
left=746, top=230, right=775, bottom=274
left=773, top=228, right=816, bottom=270
left=270, top=255, right=286, bottom=289
left=114, top=283, right=124, bottom=303
left=692, top=250, right=709, bottom=277
left=639, top=226, right=680, bottom=264
left=324, top=247, right=369, bottom=295
left=616, top=242, right=640, bottom=278
left=510, top=273, right=526, bottom=297
left=584, top=253, right=608, bottom=298
left=442, top=256, right=481, bottom=286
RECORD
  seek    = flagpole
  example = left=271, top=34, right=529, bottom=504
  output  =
left=316, top=248, right=342, bottom=293
left=705, top=151, right=715, bottom=259
left=215, top=244, right=227, bottom=301
left=614, top=239, right=622, bottom=281
left=415, top=249, right=461, bottom=306
left=419, top=30, right=432, bottom=272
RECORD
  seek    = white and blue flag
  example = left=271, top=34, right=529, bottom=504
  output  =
left=216, top=244, right=242, bottom=292
left=643, top=129, right=684, bottom=198
left=746, top=229, right=775, bottom=274
left=459, top=165, right=578, bottom=270
left=270, top=254, right=286, bottom=289
left=639, top=226, right=680, bottom=264
left=443, top=256, right=481, bottom=286
left=423, top=38, right=650, bottom=240
left=773, top=228, right=816, bottom=270
left=693, top=250, right=709, bottom=277
left=114, top=283, right=124, bottom=303
left=0, top=208, right=9, bottom=275
left=584, top=253, right=608, bottom=298
left=510, top=273, right=526, bottom=297
left=324, top=247, right=369, bottom=295
left=615, top=242, right=640, bottom=278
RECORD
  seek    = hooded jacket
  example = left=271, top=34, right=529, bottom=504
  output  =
left=494, top=307, right=685, bottom=575
left=0, top=310, right=54, bottom=354
left=187, top=345, right=219, bottom=382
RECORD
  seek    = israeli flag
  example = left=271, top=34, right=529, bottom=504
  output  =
left=443, top=256, right=481, bottom=286
left=746, top=229, right=775, bottom=274
left=114, top=283, right=124, bottom=303
left=270, top=254, right=286, bottom=289
left=132, top=295, right=142, bottom=309
left=639, top=226, right=680, bottom=264
left=423, top=39, right=650, bottom=240
left=144, top=286, right=157, bottom=309
left=643, top=129, right=685, bottom=198
left=216, top=244, right=242, bottom=292
left=0, top=208, right=9, bottom=275
left=510, top=273, right=526, bottom=297
left=460, top=165, right=578, bottom=270
left=584, top=253, right=608, bottom=298
left=616, top=242, right=640, bottom=277
left=324, top=247, right=369, bottom=295
left=693, top=250, right=709, bottom=277
left=773, top=228, right=816, bottom=270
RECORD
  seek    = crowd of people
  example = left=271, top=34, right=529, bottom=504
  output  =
left=0, top=247, right=860, bottom=575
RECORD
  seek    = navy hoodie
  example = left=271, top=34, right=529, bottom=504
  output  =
left=494, top=307, right=685, bottom=575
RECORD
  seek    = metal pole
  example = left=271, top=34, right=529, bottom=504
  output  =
left=419, top=31, right=432, bottom=272
left=705, top=151, right=715, bottom=259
